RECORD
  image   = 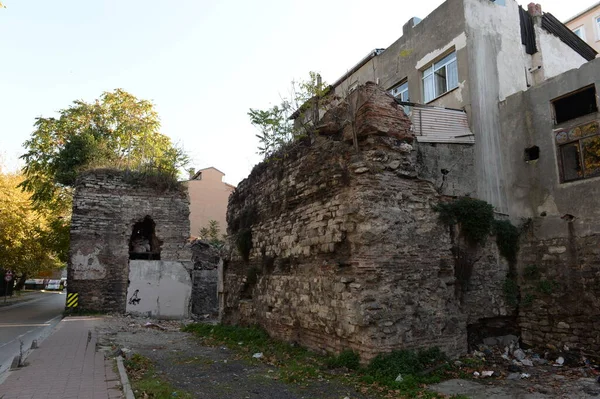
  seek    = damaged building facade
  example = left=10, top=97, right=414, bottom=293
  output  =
left=500, top=58, right=600, bottom=352
left=67, top=170, right=220, bottom=319
left=222, top=0, right=600, bottom=359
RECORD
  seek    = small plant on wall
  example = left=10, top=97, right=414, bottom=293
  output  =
left=433, top=197, right=494, bottom=246
left=433, top=197, right=520, bottom=263
left=434, top=197, right=521, bottom=307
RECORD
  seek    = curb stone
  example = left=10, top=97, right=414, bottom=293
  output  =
left=117, top=355, right=136, bottom=399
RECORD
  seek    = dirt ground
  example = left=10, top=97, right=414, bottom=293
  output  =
left=98, top=316, right=373, bottom=399
left=97, top=316, right=600, bottom=399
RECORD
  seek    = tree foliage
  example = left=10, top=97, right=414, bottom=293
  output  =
left=198, top=220, right=225, bottom=247
left=0, top=170, right=65, bottom=278
left=20, top=89, right=188, bottom=210
left=248, top=72, right=328, bottom=158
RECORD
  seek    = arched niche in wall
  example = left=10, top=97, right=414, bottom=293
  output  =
left=129, top=215, right=162, bottom=260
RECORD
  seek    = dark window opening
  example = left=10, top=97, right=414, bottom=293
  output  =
left=129, top=216, right=162, bottom=260
left=552, top=86, right=598, bottom=125
left=561, top=142, right=582, bottom=181
left=524, top=146, right=540, bottom=162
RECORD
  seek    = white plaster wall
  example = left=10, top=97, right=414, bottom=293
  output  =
left=126, top=260, right=192, bottom=319
left=536, top=25, right=588, bottom=79
left=71, top=247, right=105, bottom=280
left=464, top=0, right=530, bottom=101
left=463, top=0, right=531, bottom=214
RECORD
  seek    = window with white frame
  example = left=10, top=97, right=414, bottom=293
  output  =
left=390, top=80, right=410, bottom=114
left=573, top=26, right=586, bottom=40
left=596, top=16, right=600, bottom=40
left=390, top=80, right=409, bottom=102
left=422, top=51, right=458, bottom=103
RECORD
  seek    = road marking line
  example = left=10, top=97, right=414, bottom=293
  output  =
left=0, top=323, right=51, bottom=328
left=0, top=328, right=35, bottom=349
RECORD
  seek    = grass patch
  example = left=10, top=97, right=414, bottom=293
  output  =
left=326, top=349, right=360, bottom=370
left=182, top=323, right=458, bottom=398
left=124, top=353, right=192, bottom=399
left=360, top=347, right=450, bottom=397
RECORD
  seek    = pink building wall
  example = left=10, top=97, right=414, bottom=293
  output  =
left=185, top=167, right=235, bottom=238
left=565, top=2, right=600, bottom=54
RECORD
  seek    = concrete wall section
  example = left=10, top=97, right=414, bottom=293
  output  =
left=333, top=0, right=469, bottom=110
left=416, top=142, right=476, bottom=197
left=464, top=0, right=534, bottom=214
left=126, top=260, right=192, bottom=319
left=499, top=58, right=600, bottom=222
left=499, top=58, right=600, bottom=352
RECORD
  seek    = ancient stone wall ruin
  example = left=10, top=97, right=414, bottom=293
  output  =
left=68, top=169, right=191, bottom=314
left=223, top=84, right=514, bottom=360
left=190, top=239, right=220, bottom=316
left=518, top=225, right=600, bottom=352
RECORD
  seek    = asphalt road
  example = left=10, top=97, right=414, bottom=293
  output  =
left=0, top=291, right=65, bottom=377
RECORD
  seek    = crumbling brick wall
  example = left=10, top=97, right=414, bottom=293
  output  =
left=223, top=84, right=513, bottom=359
left=68, top=169, right=191, bottom=313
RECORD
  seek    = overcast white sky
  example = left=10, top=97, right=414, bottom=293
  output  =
left=0, top=0, right=595, bottom=185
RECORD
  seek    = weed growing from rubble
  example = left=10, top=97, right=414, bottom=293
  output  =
left=364, top=347, right=448, bottom=385
left=522, top=293, right=535, bottom=307
left=325, top=349, right=360, bottom=370
left=537, top=279, right=560, bottom=295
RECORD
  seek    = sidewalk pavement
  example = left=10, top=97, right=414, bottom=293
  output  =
left=0, top=317, right=124, bottom=399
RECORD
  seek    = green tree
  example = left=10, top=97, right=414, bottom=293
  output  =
left=198, top=220, right=225, bottom=247
left=0, top=170, right=64, bottom=285
left=20, top=89, right=188, bottom=210
left=248, top=72, right=328, bottom=158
